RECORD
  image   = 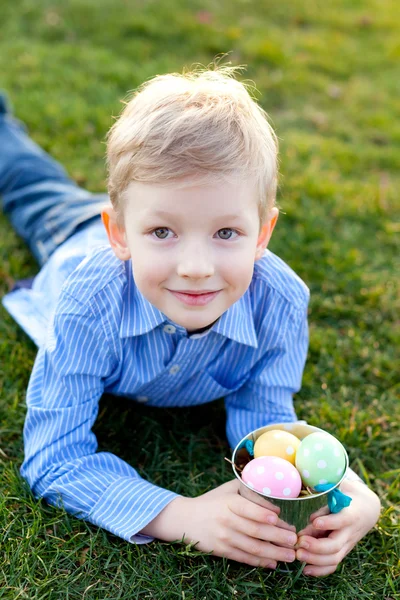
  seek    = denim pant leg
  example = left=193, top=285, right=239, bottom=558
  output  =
left=0, top=94, right=108, bottom=266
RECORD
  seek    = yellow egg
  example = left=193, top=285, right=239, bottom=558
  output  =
left=253, top=430, right=301, bottom=465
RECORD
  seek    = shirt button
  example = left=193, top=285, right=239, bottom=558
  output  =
left=163, top=324, right=176, bottom=334
left=136, top=396, right=149, bottom=403
left=169, top=365, right=180, bottom=375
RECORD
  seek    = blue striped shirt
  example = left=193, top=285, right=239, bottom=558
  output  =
left=7, top=223, right=309, bottom=544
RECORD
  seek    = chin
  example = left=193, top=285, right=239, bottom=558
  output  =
left=182, top=320, right=210, bottom=331
left=173, top=313, right=211, bottom=328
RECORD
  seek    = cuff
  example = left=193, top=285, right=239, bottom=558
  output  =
left=344, top=467, right=365, bottom=484
left=88, top=476, right=180, bottom=543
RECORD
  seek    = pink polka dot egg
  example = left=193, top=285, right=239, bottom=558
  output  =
left=241, top=456, right=302, bottom=499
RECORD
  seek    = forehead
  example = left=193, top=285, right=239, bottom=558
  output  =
left=124, top=180, right=260, bottom=223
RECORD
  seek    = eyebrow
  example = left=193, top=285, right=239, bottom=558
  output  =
left=148, top=210, right=246, bottom=223
left=213, top=214, right=246, bottom=223
left=148, top=210, right=178, bottom=220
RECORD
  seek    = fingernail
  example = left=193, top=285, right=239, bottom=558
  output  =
left=267, top=515, right=277, bottom=524
left=315, top=519, right=324, bottom=529
left=285, top=551, right=295, bottom=562
left=297, top=550, right=306, bottom=561
left=304, top=569, right=314, bottom=576
left=267, top=563, right=276, bottom=570
left=287, top=534, right=297, bottom=545
left=300, top=540, right=310, bottom=549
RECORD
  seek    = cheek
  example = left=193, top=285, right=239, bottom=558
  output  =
left=135, top=265, right=164, bottom=288
left=220, top=249, right=256, bottom=287
left=129, top=239, right=170, bottom=284
left=132, top=257, right=169, bottom=293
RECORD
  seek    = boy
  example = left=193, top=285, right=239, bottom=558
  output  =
left=1, top=67, right=380, bottom=576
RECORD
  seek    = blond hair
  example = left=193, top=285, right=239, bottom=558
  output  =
left=107, top=65, right=278, bottom=224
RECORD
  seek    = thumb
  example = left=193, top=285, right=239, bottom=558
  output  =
left=220, top=479, right=241, bottom=494
left=203, top=479, right=241, bottom=501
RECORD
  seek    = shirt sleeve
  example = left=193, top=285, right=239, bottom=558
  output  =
left=224, top=304, right=309, bottom=450
left=21, top=291, right=179, bottom=544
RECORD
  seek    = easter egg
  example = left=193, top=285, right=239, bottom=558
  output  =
left=241, top=456, right=302, bottom=499
left=253, top=430, right=301, bottom=465
left=295, top=432, right=346, bottom=490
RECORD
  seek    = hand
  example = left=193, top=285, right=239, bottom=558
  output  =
left=295, top=479, right=381, bottom=577
left=140, top=479, right=298, bottom=569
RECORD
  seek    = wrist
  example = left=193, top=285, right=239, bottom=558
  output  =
left=344, top=467, right=364, bottom=484
left=341, top=477, right=381, bottom=504
left=139, top=496, right=191, bottom=542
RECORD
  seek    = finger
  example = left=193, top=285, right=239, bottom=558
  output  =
left=297, top=506, right=331, bottom=536
left=274, top=515, right=297, bottom=532
left=232, top=515, right=298, bottom=548
left=297, top=546, right=344, bottom=566
left=229, top=495, right=280, bottom=525
left=303, top=563, right=340, bottom=577
left=271, top=516, right=297, bottom=532
left=307, top=505, right=330, bottom=524
left=297, top=522, right=325, bottom=539
left=297, top=530, right=347, bottom=556
left=231, top=531, right=296, bottom=563
left=222, top=548, right=277, bottom=570
left=311, top=511, right=353, bottom=532
left=237, top=487, right=281, bottom=515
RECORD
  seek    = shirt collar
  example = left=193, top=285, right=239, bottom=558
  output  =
left=211, top=290, right=258, bottom=348
left=120, top=261, right=167, bottom=337
left=120, top=261, right=258, bottom=347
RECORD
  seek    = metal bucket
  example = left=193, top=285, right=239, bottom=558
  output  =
left=231, top=422, right=349, bottom=532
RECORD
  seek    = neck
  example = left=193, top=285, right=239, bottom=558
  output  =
left=187, top=319, right=218, bottom=335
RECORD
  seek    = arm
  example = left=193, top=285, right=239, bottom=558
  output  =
left=21, top=292, right=179, bottom=543
left=140, top=479, right=299, bottom=569
left=224, top=304, right=309, bottom=449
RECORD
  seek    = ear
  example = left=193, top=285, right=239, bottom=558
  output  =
left=102, top=205, right=131, bottom=261
left=254, top=208, right=279, bottom=261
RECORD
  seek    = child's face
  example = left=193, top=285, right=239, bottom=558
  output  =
left=103, top=180, right=277, bottom=332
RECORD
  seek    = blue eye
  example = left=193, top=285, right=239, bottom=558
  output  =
left=217, top=228, right=237, bottom=240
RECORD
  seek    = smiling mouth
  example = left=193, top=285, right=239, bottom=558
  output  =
left=168, top=289, right=221, bottom=306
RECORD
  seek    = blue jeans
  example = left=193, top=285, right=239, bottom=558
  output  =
left=0, top=94, right=107, bottom=266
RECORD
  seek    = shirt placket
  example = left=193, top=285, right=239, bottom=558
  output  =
left=133, top=327, right=212, bottom=403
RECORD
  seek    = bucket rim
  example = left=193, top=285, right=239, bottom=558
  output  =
left=232, top=422, right=349, bottom=502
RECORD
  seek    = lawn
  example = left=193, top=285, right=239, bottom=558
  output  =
left=0, top=0, right=399, bottom=598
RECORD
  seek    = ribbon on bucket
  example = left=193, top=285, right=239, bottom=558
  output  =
left=244, top=440, right=255, bottom=456
left=314, top=483, right=352, bottom=513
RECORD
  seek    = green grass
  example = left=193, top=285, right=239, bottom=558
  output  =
left=0, top=0, right=399, bottom=598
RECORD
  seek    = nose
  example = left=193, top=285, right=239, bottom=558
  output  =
left=176, top=242, right=215, bottom=279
